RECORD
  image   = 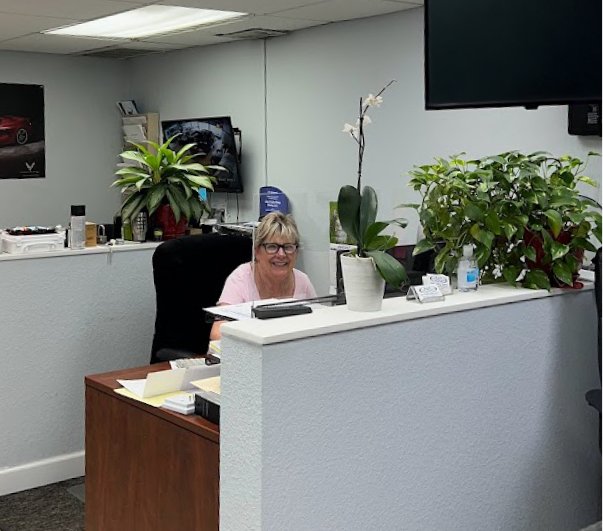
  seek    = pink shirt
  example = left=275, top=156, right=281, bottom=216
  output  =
left=218, top=263, right=317, bottom=305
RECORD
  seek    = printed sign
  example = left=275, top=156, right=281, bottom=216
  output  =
left=423, top=274, right=452, bottom=295
left=406, top=284, right=445, bottom=304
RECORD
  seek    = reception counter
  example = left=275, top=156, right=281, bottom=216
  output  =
left=0, top=243, right=159, bottom=495
left=221, top=282, right=601, bottom=531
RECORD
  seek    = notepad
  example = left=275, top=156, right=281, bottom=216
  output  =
left=191, top=376, right=221, bottom=395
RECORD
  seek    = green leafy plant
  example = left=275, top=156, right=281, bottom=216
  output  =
left=337, top=81, right=407, bottom=289
left=401, top=150, right=601, bottom=290
left=111, top=135, right=218, bottom=224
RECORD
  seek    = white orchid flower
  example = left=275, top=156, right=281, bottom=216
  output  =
left=363, top=93, right=383, bottom=108
left=355, top=115, right=372, bottom=127
left=342, top=123, right=358, bottom=134
left=492, top=264, right=503, bottom=279
left=515, top=269, right=528, bottom=282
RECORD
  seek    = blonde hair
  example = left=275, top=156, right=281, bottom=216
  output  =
left=255, top=212, right=300, bottom=247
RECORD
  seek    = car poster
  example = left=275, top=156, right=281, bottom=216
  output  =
left=0, top=83, right=45, bottom=179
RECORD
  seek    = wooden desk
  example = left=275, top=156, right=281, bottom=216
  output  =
left=85, top=363, right=220, bottom=531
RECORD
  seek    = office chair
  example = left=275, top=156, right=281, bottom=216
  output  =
left=585, top=248, right=601, bottom=450
left=150, top=233, right=252, bottom=364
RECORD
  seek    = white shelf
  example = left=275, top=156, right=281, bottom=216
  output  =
left=0, top=242, right=160, bottom=262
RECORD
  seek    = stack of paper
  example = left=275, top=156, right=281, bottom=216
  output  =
left=115, top=365, right=220, bottom=407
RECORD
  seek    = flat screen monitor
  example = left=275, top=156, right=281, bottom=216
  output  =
left=162, top=116, right=242, bottom=193
left=425, top=0, right=602, bottom=110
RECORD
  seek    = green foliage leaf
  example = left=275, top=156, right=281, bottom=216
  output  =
left=396, top=203, right=420, bottom=209
left=544, top=210, right=562, bottom=238
left=565, top=253, right=580, bottom=274
left=365, top=250, right=407, bottom=289
left=503, top=265, right=520, bottom=286
left=367, top=235, right=398, bottom=251
left=146, top=185, right=166, bottom=216
left=552, top=261, right=573, bottom=286
left=594, top=226, right=602, bottom=243
left=524, top=269, right=551, bottom=291
left=578, top=176, right=597, bottom=187
left=475, top=245, right=491, bottom=268
left=185, top=174, right=214, bottom=190
left=165, top=189, right=181, bottom=223
left=120, top=151, right=152, bottom=168
left=434, top=245, right=451, bottom=274
left=549, top=242, right=569, bottom=261
left=360, top=186, right=378, bottom=244
left=523, top=245, right=537, bottom=262
left=337, top=185, right=361, bottom=245
left=363, top=222, right=388, bottom=248
left=121, top=194, right=145, bottom=222
left=464, top=202, right=484, bottom=221
left=572, top=237, right=597, bottom=253
left=413, top=239, right=436, bottom=256
left=484, top=211, right=501, bottom=235
left=502, top=223, right=517, bottom=241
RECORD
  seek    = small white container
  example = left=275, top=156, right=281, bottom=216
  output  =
left=1, top=231, right=66, bottom=255
left=340, top=253, right=385, bottom=312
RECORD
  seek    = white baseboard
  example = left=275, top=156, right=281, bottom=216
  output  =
left=0, top=451, right=85, bottom=496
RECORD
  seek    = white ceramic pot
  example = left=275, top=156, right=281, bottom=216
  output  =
left=340, top=253, right=385, bottom=312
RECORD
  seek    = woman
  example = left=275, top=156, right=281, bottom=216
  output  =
left=210, top=212, right=316, bottom=340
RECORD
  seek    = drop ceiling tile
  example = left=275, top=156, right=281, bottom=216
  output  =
left=143, top=14, right=325, bottom=45
left=0, top=13, right=78, bottom=42
left=212, top=14, right=326, bottom=32
left=125, top=40, right=187, bottom=50
left=158, top=0, right=327, bottom=16
left=0, top=0, right=149, bottom=20
left=275, top=0, right=418, bottom=21
left=0, top=33, right=122, bottom=54
left=142, top=31, right=231, bottom=47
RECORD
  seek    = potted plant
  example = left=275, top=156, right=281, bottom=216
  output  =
left=401, top=150, right=601, bottom=290
left=111, top=136, right=217, bottom=240
left=337, top=81, right=407, bottom=311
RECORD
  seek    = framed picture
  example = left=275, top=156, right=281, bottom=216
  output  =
left=117, top=100, right=139, bottom=116
left=0, top=83, right=45, bottom=179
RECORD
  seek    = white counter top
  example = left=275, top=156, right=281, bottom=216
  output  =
left=0, top=241, right=160, bottom=262
left=221, top=280, right=595, bottom=346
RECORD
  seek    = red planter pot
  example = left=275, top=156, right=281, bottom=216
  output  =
left=524, top=229, right=584, bottom=288
left=154, top=204, right=188, bottom=240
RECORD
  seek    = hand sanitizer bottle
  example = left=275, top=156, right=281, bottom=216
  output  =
left=457, top=244, right=479, bottom=292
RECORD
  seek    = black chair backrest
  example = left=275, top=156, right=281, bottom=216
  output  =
left=150, top=233, right=252, bottom=364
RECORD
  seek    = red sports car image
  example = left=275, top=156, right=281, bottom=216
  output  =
left=0, top=116, right=33, bottom=147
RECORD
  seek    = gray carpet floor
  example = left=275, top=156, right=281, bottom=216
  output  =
left=0, top=477, right=84, bottom=531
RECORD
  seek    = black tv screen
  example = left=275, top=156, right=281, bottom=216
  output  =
left=425, top=0, right=602, bottom=110
left=162, top=116, right=242, bottom=193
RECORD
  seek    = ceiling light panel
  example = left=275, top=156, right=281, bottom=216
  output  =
left=44, top=5, right=248, bottom=39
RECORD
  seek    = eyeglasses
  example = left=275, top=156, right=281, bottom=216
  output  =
left=261, top=243, right=298, bottom=255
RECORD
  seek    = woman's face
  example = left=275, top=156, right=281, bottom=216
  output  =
left=255, top=236, right=298, bottom=280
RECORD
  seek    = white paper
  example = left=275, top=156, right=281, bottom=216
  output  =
left=117, top=366, right=220, bottom=398
left=204, top=298, right=296, bottom=321
left=122, top=124, right=146, bottom=141
left=117, top=378, right=147, bottom=397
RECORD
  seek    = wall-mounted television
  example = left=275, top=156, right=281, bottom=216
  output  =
left=425, top=0, right=602, bottom=110
left=162, top=116, right=242, bottom=193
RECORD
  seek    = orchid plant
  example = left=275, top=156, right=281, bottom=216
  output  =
left=337, top=81, right=407, bottom=289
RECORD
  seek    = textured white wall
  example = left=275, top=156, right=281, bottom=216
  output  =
left=265, top=8, right=602, bottom=293
left=222, top=291, right=601, bottom=531
left=128, top=9, right=601, bottom=294
left=128, top=41, right=267, bottom=224
left=0, top=249, right=155, bottom=471
left=0, top=51, right=128, bottom=228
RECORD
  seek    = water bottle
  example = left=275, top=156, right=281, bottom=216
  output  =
left=70, top=205, right=86, bottom=250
